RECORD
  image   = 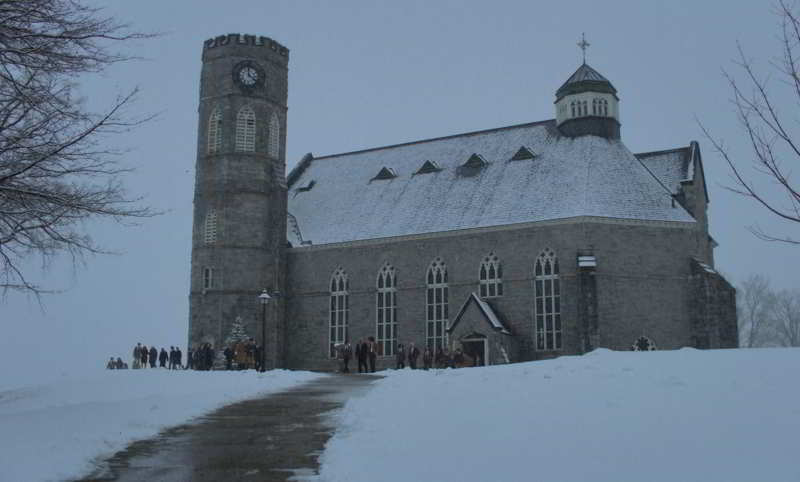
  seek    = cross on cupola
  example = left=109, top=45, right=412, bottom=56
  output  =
left=577, top=33, right=590, bottom=64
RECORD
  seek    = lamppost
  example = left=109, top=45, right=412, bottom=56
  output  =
left=259, top=289, right=271, bottom=372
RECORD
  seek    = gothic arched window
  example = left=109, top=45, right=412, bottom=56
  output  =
left=235, top=106, right=256, bottom=152
left=207, top=108, right=222, bottom=154
left=329, top=267, right=349, bottom=358
left=426, top=257, right=449, bottom=350
left=268, top=112, right=280, bottom=159
left=203, top=209, right=217, bottom=244
left=534, top=248, right=561, bottom=350
left=376, top=263, right=397, bottom=357
left=479, top=252, right=503, bottom=298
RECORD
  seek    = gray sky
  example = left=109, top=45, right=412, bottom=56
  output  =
left=2, top=0, right=797, bottom=387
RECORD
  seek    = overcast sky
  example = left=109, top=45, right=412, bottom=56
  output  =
left=2, top=1, right=797, bottom=387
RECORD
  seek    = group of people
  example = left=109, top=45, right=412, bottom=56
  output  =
left=222, top=338, right=263, bottom=371
left=336, top=339, right=474, bottom=373
left=187, top=343, right=215, bottom=370
left=105, top=343, right=184, bottom=370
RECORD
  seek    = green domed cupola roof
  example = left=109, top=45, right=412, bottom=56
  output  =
left=555, top=63, right=617, bottom=101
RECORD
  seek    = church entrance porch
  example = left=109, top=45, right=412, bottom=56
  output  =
left=459, top=335, right=487, bottom=367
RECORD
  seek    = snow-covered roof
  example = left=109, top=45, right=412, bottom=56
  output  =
left=287, top=120, right=695, bottom=246
left=555, top=63, right=617, bottom=99
left=635, top=146, right=692, bottom=196
left=448, top=292, right=511, bottom=335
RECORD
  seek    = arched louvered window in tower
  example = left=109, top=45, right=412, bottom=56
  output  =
left=601, top=99, right=608, bottom=116
left=203, top=209, right=217, bottom=244
left=376, top=263, right=397, bottom=357
left=426, top=258, right=449, bottom=350
left=268, top=112, right=280, bottom=158
left=207, top=108, right=222, bottom=154
left=479, top=252, right=503, bottom=298
left=570, top=101, right=576, bottom=117
left=329, top=267, right=349, bottom=358
left=235, top=106, right=256, bottom=152
left=582, top=100, right=588, bottom=116
left=534, top=248, right=561, bottom=351
left=592, top=98, right=598, bottom=115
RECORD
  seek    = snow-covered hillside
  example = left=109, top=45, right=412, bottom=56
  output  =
left=320, top=348, right=800, bottom=482
left=0, top=369, right=323, bottom=482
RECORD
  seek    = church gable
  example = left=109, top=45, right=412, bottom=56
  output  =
left=448, top=292, right=511, bottom=336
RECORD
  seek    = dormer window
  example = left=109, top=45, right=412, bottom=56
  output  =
left=510, top=146, right=536, bottom=161
left=415, top=160, right=441, bottom=175
left=462, top=153, right=487, bottom=169
left=372, top=167, right=397, bottom=181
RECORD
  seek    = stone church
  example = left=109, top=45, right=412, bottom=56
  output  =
left=188, top=33, right=738, bottom=371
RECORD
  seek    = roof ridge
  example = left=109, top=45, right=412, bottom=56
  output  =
left=634, top=145, right=690, bottom=158
left=313, top=119, right=556, bottom=161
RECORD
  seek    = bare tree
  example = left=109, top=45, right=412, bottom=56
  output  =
left=737, top=274, right=776, bottom=347
left=771, top=290, right=800, bottom=346
left=699, top=0, right=800, bottom=245
left=0, top=0, right=156, bottom=294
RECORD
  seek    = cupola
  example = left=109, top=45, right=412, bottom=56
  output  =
left=554, top=63, right=621, bottom=139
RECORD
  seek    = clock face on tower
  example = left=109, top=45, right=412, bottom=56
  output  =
left=233, top=61, right=265, bottom=91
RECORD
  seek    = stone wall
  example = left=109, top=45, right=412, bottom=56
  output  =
left=283, top=218, right=710, bottom=371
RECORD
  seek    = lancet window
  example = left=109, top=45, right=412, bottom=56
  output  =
left=235, top=106, right=256, bottom=152
left=268, top=112, right=280, bottom=158
left=426, top=258, right=449, bottom=350
left=479, top=253, right=503, bottom=298
left=376, top=263, right=397, bottom=357
left=534, top=248, right=561, bottom=351
left=207, top=108, right=222, bottom=154
left=329, top=267, right=349, bottom=358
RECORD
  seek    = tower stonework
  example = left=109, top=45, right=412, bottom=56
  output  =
left=188, top=34, right=289, bottom=368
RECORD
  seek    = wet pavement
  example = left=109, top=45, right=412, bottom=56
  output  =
left=79, top=374, right=380, bottom=482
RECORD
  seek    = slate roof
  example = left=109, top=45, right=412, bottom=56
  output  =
left=635, top=147, right=693, bottom=196
left=286, top=120, right=695, bottom=246
left=555, top=63, right=617, bottom=99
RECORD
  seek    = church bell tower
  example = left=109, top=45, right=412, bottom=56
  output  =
left=188, top=34, right=289, bottom=368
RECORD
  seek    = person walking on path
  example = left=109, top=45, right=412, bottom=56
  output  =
left=159, top=348, right=168, bottom=368
left=187, top=347, right=194, bottom=370
left=132, top=343, right=141, bottom=369
left=395, top=343, right=406, bottom=369
left=408, top=342, right=420, bottom=369
left=224, top=346, right=234, bottom=370
left=423, top=346, right=433, bottom=370
left=140, top=344, right=149, bottom=369
left=356, top=338, right=368, bottom=373
left=342, top=342, right=352, bottom=373
left=106, top=357, right=116, bottom=369
left=175, top=346, right=183, bottom=369
left=149, top=346, right=158, bottom=368
left=367, top=336, right=378, bottom=373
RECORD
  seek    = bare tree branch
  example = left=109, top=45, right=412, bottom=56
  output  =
left=0, top=0, right=158, bottom=296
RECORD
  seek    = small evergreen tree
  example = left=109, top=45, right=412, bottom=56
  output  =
left=215, top=316, right=250, bottom=368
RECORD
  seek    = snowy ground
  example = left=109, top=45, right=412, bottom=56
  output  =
left=0, top=369, right=323, bottom=482
left=319, top=348, right=800, bottom=482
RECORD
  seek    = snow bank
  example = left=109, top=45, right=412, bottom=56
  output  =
left=0, top=369, right=323, bottom=482
left=319, top=348, right=800, bottom=482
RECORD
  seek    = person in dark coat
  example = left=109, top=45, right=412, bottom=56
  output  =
left=356, top=338, right=368, bottom=373
left=367, top=336, right=378, bottom=373
left=342, top=342, right=352, bottom=373
left=408, top=342, right=420, bottom=369
left=204, top=343, right=215, bottom=370
left=116, top=357, right=126, bottom=369
left=423, top=346, right=433, bottom=370
left=149, top=346, right=158, bottom=368
left=140, top=344, right=149, bottom=368
left=396, top=343, right=406, bottom=369
left=133, top=343, right=141, bottom=369
left=106, top=357, right=116, bottom=369
left=187, top=347, right=194, bottom=370
left=224, top=346, right=233, bottom=370
left=175, top=346, right=182, bottom=369
left=159, top=348, right=168, bottom=368
left=168, top=347, right=175, bottom=369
